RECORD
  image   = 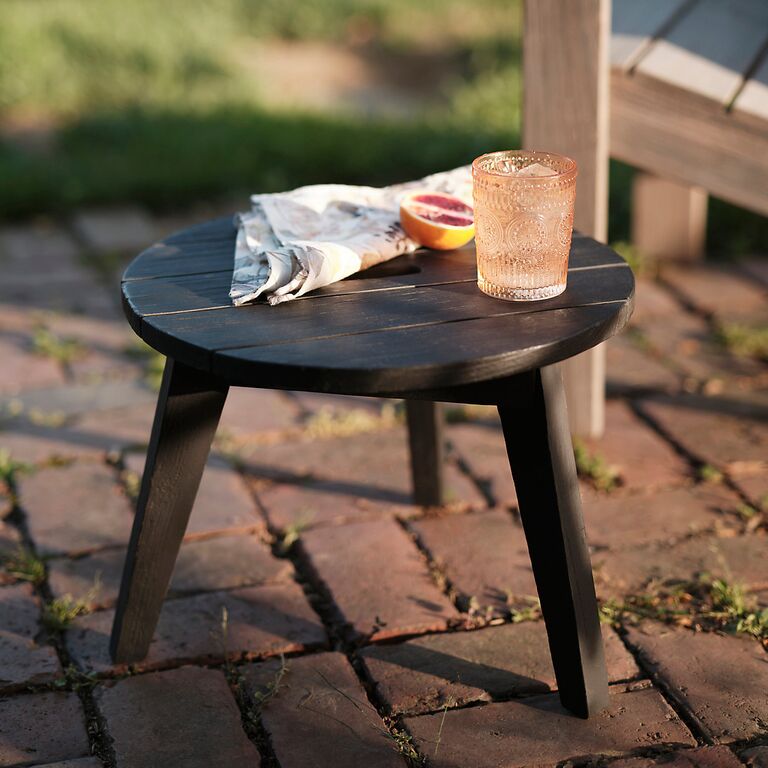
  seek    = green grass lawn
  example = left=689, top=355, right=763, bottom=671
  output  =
left=0, top=0, right=765, bottom=256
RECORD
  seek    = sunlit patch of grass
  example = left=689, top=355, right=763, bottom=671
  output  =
left=43, top=595, right=91, bottom=631
left=303, top=403, right=401, bottom=439
left=611, top=240, right=656, bottom=278
left=715, top=322, right=768, bottom=362
left=573, top=437, right=621, bottom=493
left=1, top=546, right=46, bottom=584
left=697, top=464, right=724, bottom=484
left=278, top=513, right=314, bottom=554
left=42, top=578, right=101, bottom=631
left=31, top=325, right=84, bottom=366
left=0, top=449, right=34, bottom=505
left=601, top=575, right=768, bottom=647
left=443, top=404, right=496, bottom=424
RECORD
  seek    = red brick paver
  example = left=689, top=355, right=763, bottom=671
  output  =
left=405, top=686, right=695, bottom=767
left=72, top=405, right=157, bottom=453
left=410, top=510, right=536, bottom=614
left=0, top=583, right=61, bottom=692
left=0, top=692, right=90, bottom=767
left=594, top=534, right=768, bottom=600
left=446, top=421, right=517, bottom=508
left=253, top=478, right=415, bottom=530
left=19, top=462, right=134, bottom=556
left=244, top=652, right=404, bottom=768
left=742, top=747, right=768, bottom=768
left=96, top=666, right=260, bottom=768
left=625, top=621, right=768, bottom=743
left=583, top=400, right=692, bottom=492
left=639, top=396, right=768, bottom=477
left=0, top=336, right=66, bottom=397
left=240, top=427, right=484, bottom=508
left=661, top=264, right=767, bottom=321
left=359, top=622, right=639, bottom=715
left=48, top=532, right=292, bottom=609
left=582, top=484, right=740, bottom=550
left=630, top=278, right=685, bottom=324
left=217, top=385, right=302, bottom=439
left=0, top=423, right=105, bottom=465
left=607, top=332, right=681, bottom=395
left=300, top=518, right=458, bottom=640
left=68, top=582, right=326, bottom=672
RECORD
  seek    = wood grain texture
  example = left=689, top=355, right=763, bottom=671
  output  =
left=524, top=0, right=611, bottom=437
left=498, top=364, right=609, bottom=717
left=631, top=172, right=708, bottom=262
left=524, top=0, right=611, bottom=241
left=634, top=0, right=768, bottom=106
left=135, top=265, right=634, bottom=388
left=124, top=240, right=625, bottom=318
left=212, top=301, right=633, bottom=395
left=610, top=0, right=689, bottom=70
left=110, top=358, right=229, bottom=663
left=611, top=70, right=768, bottom=217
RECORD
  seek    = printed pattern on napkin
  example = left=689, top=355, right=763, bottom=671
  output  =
left=230, top=166, right=472, bottom=306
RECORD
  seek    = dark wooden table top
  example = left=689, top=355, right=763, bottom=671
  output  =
left=122, top=216, right=634, bottom=395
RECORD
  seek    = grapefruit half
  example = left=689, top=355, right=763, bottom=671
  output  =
left=399, top=191, right=474, bottom=250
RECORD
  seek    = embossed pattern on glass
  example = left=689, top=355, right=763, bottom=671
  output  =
left=472, top=150, right=577, bottom=301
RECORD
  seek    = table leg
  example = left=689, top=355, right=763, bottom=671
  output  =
left=497, top=364, right=608, bottom=717
left=110, top=358, right=228, bottom=663
left=405, top=400, right=444, bottom=506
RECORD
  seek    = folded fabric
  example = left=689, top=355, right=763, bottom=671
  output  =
left=230, top=165, right=471, bottom=306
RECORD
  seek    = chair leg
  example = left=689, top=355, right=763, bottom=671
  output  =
left=497, top=364, right=608, bottom=717
left=110, top=357, right=228, bottom=663
left=405, top=400, right=444, bottom=506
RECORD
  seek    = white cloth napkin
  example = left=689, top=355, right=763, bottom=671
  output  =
left=230, top=166, right=472, bottom=306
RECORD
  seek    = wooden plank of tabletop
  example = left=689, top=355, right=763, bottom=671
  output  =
left=635, top=0, right=768, bottom=106
left=732, top=45, right=768, bottom=120
left=211, top=301, right=632, bottom=395
left=610, top=0, right=692, bottom=71
left=122, top=241, right=235, bottom=281
left=136, top=265, right=634, bottom=372
left=124, top=253, right=476, bottom=316
left=123, top=236, right=624, bottom=317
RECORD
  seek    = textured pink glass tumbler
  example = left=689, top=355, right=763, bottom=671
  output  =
left=472, top=150, right=577, bottom=301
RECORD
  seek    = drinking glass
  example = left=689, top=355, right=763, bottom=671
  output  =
left=472, top=150, right=577, bottom=301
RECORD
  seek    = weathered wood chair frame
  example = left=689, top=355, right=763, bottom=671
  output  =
left=525, top=0, right=768, bottom=436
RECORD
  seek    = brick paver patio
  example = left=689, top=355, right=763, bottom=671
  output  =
left=0, top=211, right=766, bottom=767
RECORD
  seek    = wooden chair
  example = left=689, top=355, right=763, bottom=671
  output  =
left=524, top=0, right=768, bottom=436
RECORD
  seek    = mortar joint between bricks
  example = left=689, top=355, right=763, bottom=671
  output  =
left=240, top=465, right=355, bottom=651
left=3, top=487, right=118, bottom=766
left=445, top=437, right=497, bottom=508
left=628, top=398, right=763, bottom=520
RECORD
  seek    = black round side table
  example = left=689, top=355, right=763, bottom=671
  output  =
left=115, top=216, right=633, bottom=718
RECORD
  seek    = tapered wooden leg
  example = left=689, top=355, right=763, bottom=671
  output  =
left=498, top=364, right=608, bottom=717
left=405, top=401, right=444, bottom=506
left=110, top=358, right=228, bottom=663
